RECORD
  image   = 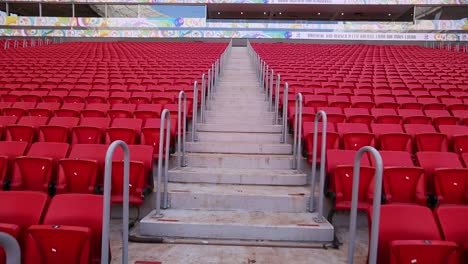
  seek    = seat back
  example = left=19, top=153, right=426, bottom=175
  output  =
left=71, top=127, right=102, bottom=144
left=24, top=225, right=91, bottom=264
left=383, top=167, right=426, bottom=205
left=435, top=168, right=468, bottom=205
left=56, top=159, right=98, bottom=194
left=342, top=133, right=375, bottom=150
left=380, top=133, right=412, bottom=152
left=389, top=240, right=460, bottom=264
left=10, top=157, right=53, bottom=192
left=111, top=161, right=145, bottom=205
left=334, top=166, right=375, bottom=204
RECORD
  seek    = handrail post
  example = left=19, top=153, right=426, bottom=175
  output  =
left=292, top=93, right=303, bottom=170
left=348, top=146, right=383, bottom=264
left=260, top=61, right=264, bottom=87
left=264, top=65, right=269, bottom=98
left=309, top=111, right=328, bottom=223
left=200, top=73, right=206, bottom=123
left=155, top=109, right=171, bottom=217
left=269, top=69, right=274, bottom=111
left=191, top=81, right=199, bottom=142
left=211, top=64, right=215, bottom=90
left=274, top=74, right=281, bottom=124
left=0, top=233, right=20, bottom=264
left=207, top=70, right=211, bottom=109
left=281, top=82, right=289, bottom=144
left=177, top=91, right=187, bottom=167
left=101, top=140, right=130, bottom=264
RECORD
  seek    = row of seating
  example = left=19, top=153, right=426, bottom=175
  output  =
left=0, top=141, right=153, bottom=205
left=0, top=191, right=103, bottom=264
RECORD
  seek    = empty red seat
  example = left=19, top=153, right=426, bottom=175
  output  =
left=371, top=204, right=442, bottom=264
left=27, top=142, right=70, bottom=161
left=416, top=152, right=464, bottom=193
left=54, top=103, right=85, bottom=117
left=326, top=149, right=371, bottom=192
left=24, top=225, right=91, bottom=264
left=389, top=240, right=460, bottom=264
left=68, top=144, right=108, bottom=184
left=10, top=156, right=53, bottom=192
left=374, top=151, right=414, bottom=168
left=56, top=159, right=98, bottom=194
left=334, top=165, right=375, bottom=211
left=425, top=110, right=459, bottom=126
left=5, top=116, right=49, bottom=143
left=337, top=123, right=375, bottom=150
left=0, top=191, right=49, bottom=247
left=30, top=102, right=61, bottom=117
left=435, top=168, right=468, bottom=206
left=371, top=108, right=402, bottom=124
left=108, top=103, right=136, bottom=119
left=383, top=167, right=426, bottom=205
left=399, top=109, right=431, bottom=124
left=39, top=117, right=80, bottom=143
left=435, top=206, right=468, bottom=263
left=71, top=117, right=110, bottom=144
left=0, top=116, right=18, bottom=139
left=105, top=118, right=143, bottom=144
left=42, top=194, right=102, bottom=264
left=371, top=124, right=411, bottom=152
left=303, top=122, right=339, bottom=164
left=134, top=104, right=162, bottom=120
left=81, top=103, right=110, bottom=118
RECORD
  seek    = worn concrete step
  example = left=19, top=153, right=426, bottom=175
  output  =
left=140, top=209, right=334, bottom=242
left=209, top=105, right=268, bottom=113
left=186, top=141, right=291, bottom=154
left=167, top=183, right=309, bottom=212
left=213, top=93, right=265, bottom=99
left=197, top=123, right=282, bottom=133
left=203, top=116, right=274, bottom=126
left=211, top=98, right=267, bottom=104
left=195, top=131, right=281, bottom=143
left=204, top=111, right=275, bottom=119
left=184, top=153, right=294, bottom=169
left=169, top=167, right=307, bottom=185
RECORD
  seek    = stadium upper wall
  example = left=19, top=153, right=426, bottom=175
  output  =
left=5, top=0, right=468, bottom=5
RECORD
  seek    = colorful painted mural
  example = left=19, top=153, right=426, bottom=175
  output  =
left=4, top=0, right=468, bottom=5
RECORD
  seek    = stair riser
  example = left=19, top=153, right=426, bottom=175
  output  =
left=139, top=221, right=334, bottom=242
left=185, top=155, right=293, bottom=169
left=197, top=124, right=283, bottom=133
left=195, top=132, right=281, bottom=143
left=169, top=171, right=307, bottom=185
left=185, top=142, right=292, bottom=154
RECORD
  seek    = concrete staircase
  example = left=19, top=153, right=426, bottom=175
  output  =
left=139, top=47, right=334, bottom=243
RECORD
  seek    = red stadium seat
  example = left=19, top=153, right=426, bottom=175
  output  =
left=389, top=240, right=460, bottom=264
left=383, top=167, right=426, bottom=205
left=71, top=117, right=110, bottom=144
left=435, top=206, right=468, bottom=263
left=416, top=152, right=464, bottom=193
left=38, top=117, right=80, bottom=143
left=334, top=166, right=375, bottom=211
left=56, top=159, right=98, bottom=194
left=435, top=168, right=468, bottom=206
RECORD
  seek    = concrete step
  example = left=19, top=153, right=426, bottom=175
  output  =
left=139, top=209, right=334, bottom=242
left=209, top=105, right=268, bottom=113
left=169, top=167, right=307, bottom=185
left=167, top=183, right=309, bottom=212
left=204, top=110, right=275, bottom=119
left=195, top=131, right=281, bottom=143
left=184, top=153, right=294, bottom=169
left=211, top=98, right=267, bottom=104
left=186, top=141, right=292, bottom=154
left=203, top=117, right=274, bottom=126
left=197, top=123, right=282, bottom=133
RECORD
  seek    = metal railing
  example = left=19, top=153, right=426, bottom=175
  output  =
left=101, top=140, right=130, bottom=264
left=274, top=74, right=281, bottom=125
left=0, top=233, right=20, bottom=264
left=348, top=146, right=383, bottom=264
left=155, top=109, right=171, bottom=217
left=292, top=93, right=303, bottom=170
left=309, top=111, right=328, bottom=223
left=268, top=69, right=274, bottom=111
left=200, top=73, right=207, bottom=123
left=281, top=82, right=289, bottom=144
left=177, top=91, right=187, bottom=167
left=191, top=81, right=199, bottom=142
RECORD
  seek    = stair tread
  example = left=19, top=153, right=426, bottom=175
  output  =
left=168, top=182, right=310, bottom=196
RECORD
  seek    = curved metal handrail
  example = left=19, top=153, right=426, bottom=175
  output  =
left=177, top=91, right=187, bottom=167
left=155, top=109, right=171, bottom=218
left=309, top=111, right=328, bottom=223
left=101, top=140, right=130, bottom=264
left=191, top=81, right=199, bottom=142
left=281, top=82, right=289, bottom=144
left=200, top=73, right=207, bottom=123
left=292, top=93, right=303, bottom=170
left=0, top=233, right=20, bottom=264
left=268, top=69, right=274, bottom=110
left=274, top=74, right=281, bottom=125
left=348, top=146, right=383, bottom=264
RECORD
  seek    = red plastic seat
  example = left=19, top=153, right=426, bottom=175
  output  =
left=112, top=144, right=154, bottom=189
left=27, top=142, right=70, bottom=161
left=71, top=117, right=110, bottom=144
left=0, top=191, right=49, bottom=247
left=81, top=103, right=110, bottom=118
left=0, top=116, right=17, bottom=139
left=334, top=165, right=375, bottom=211
left=374, top=151, right=414, bottom=168
left=56, top=159, right=98, bottom=194
left=371, top=204, right=442, bottom=264
left=326, top=149, right=371, bottom=192
left=38, top=117, right=80, bottom=143
left=10, top=156, right=53, bottom=192
left=134, top=104, right=162, bottom=120
left=337, top=123, right=374, bottom=150
left=371, top=124, right=411, bottom=152
left=42, top=194, right=102, bottom=264
left=416, top=152, right=464, bottom=193
left=110, top=161, right=145, bottom=205
left=435, top=206, right=468, bottom=263
left=435, top=168, right=468, bottom=206
left=54, top=103, right=85, bottom=117
left=24, top=225, right=91, bottom=264
left=371, top=108, right=402, bottom=124
left=383, top=167, right=426, bottom=205
left=108, top=103, right=136, bottom=119
left=399, top=109, right=432, bottom=124
left=29, top=102, right=61, bottom=117
left=389, top=240, right=460, bottom=264
left=303, top=122, right=338, bottom=164
left=68, top=144, right=108, bottom=185
left=105, top=118, right=143, bottom=144
left=425, top=110, right=459, bottom=126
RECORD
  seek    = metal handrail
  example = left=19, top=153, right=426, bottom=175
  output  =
left=177, top=91, right=187, bottom=167
left=264, top=65, right=269, bottom=96
left=281, top=82, right=289, bottom=143
left=260, top=61, right=265, bottom=88
left=0, top=233, right=20, bottom=264
left=292, top=93, right=303, bottom=170
left=268, top=69, right=274, bottom=110
left=309, top=111, right=328, bottom=223
left=211, top=63, right=215, bottom=90
left=348, top=146, right=383, bottom=264
left=155, top=109, right=171, bottom=217
left=207, top=69, right=212, bottom=105
left=101, top=140, right=130, bottom=264
left=200, top=73, right=207, bottom=123
left=274, top=74, right=281, bottom=125
left=191, top=81, right=199, bottom=142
